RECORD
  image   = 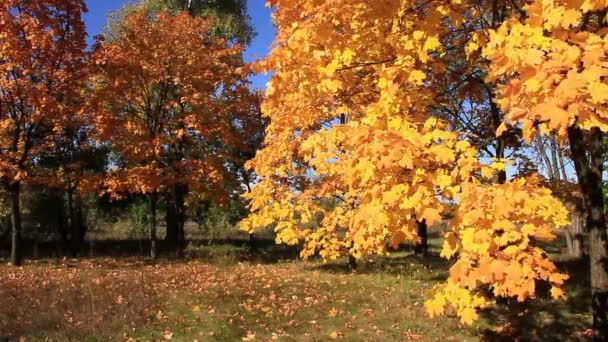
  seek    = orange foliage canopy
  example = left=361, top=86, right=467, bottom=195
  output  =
left=0, top=0, right=88, bottom=185
left=89, top=10, right=251, bottom=199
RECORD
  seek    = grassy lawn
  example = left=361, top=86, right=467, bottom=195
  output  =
left=0, top=242, right=593, bottom=341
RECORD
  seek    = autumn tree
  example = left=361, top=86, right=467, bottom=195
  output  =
left=103, top=0, right=256, bottom=251
left=242, top=0, right=570, bottom=328
left=0, top=0, right=88, bottom=266
left=90, top=10, right=252, bottom=258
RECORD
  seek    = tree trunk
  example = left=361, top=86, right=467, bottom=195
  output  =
left=549, top=135, right=562, bottom=181
left=568, top=126, right=608, bottom=340
left=249, top=233, right=255, bottom=249
left=348, top=254, right=357, bottom=271
left=564, top=212, right=584, bottom=258
left=76, top=194, right=86, bottom=242
left=68, top=189, right=82, bottom=257
left=565, top=212, right=584, bottom=258
left=150, top=192, right=158, bottom=260
left=57, top=195, right=68, bottom=255
left=489, top=88, right=506, bottom=183
left=565, top=224, right=574, bottom=256
left=165, top=188, right=178, bottom=246
left=414, top=219, right=428, bottom=257
left=572, top=213, right=583, bottom=258
left=175, top=183, right=186, bottom=258
left=557, top=138, right=569, bottom=181
left=9, top=181, right=22, bottom=266
left=536, top=136, right=556, bottom=181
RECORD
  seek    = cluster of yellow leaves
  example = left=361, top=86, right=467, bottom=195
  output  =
left=427, top=176, right=569, bottom=324
left=484, top=0, right=608, bottom=140
left=242, top=0, right=571, bottom=324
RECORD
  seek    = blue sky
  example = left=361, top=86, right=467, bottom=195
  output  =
left=83, top=0, right=275, bottom=90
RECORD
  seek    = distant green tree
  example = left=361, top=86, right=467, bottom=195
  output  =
left=105, top=0, right=254, bottom=45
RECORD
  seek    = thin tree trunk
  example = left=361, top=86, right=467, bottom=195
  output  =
left=68, top=188, right=80, bottom=257
left=338, top=113, right=355, bottom=270
left=175, top=183, right=186, bottom=258
left=150, top=192, right=157, bottom=260
left=57, top=194, right=68, bottom=255
left=9, top=181, right=22, bottom=266
left=557, top=140, right=569, bottom=181
left=568, top=126, right=608, bottom=340
left=537, top=136, right=556, bottom=181
left=564, top=223, right=574, bottom=256
left=549, top=135, right=562, bottom=180
left=67, top=188, right=74, bottom=230
left=243, top=170, right=256, bottom=249
left=414, top=219, right=428, bottom=257
left=76, top=193, right=86, bottom=241
left=489, top=88, right=506, bottom=183
left=165, top=188, right=178, bottom=246
left=348, top=254, right=357, bottom=271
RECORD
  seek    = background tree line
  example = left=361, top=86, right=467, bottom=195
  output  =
left=0, top=0, right=265, bottom=264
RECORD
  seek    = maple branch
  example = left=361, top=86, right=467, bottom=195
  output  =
left=336, top=57, right=397, bottom=72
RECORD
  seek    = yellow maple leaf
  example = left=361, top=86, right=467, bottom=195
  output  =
left=408, top=70, right=426, bottom=84
left=459, top=308, right=478, bottom=325
left=550, top=286, right=566, bottom=299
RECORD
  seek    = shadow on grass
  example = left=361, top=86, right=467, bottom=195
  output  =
left=307, top=250, right=592, bottom=341
left=480, top=256, right=591, bottom=341
left=186, top=239, right=301, bottom=264
left=0, top=237, right=302, bottom=264
left=309, top=251, right=450, bottom=281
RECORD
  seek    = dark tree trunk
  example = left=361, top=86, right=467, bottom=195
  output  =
left=150, top=192, right=158, bottom=260
left=9, top=181, right=22, bottom=266
left=573, top=214, right=584, bottom=258
left=67, top=188, right=74, bottom=232
left=348, top=254, right=357, bottom=271
left=165, top=189, right=178, bottom=245
left=414, top=219, right=428, bottom=257
left=76, top=194, right=86, bottom=241
left=243, top=171, right=255, bottom=250
left=248, top=233, right=255, bottom=249
left=568, top=126, right=608, bottom=341
left=68, top=189, right=83, bottom=257
left=57, top=195, right=68, bottom=255
left=175, top=183, right=187, bottom=258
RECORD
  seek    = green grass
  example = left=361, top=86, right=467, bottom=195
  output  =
left=123, top=257, right=479, bottom=341
left=0, top=242, right=593, bottom=341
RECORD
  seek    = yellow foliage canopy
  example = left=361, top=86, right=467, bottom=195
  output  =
left=484, top=0, right=608, bottom=140
left=242, top=0, right=572, bottom=324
